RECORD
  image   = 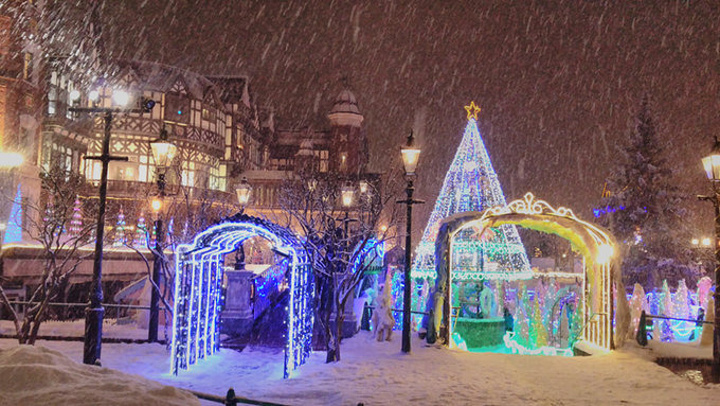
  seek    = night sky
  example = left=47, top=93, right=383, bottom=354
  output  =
left=94, top=0, right=720, bottom=236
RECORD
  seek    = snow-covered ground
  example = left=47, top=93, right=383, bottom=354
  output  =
left=0, top=345, right=198, bottom=406
left=2, top=331, right=720, bottom=406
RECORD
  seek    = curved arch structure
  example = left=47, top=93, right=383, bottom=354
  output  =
left=428, top=193, right=620, bottom=352
left=171, top=214, right=313, bottom=378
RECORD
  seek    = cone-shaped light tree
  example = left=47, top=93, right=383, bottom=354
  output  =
left=412, top=102, right=531, bottom=283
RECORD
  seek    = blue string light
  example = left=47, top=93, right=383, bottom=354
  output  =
left=170, top=215, right=314, bottom=378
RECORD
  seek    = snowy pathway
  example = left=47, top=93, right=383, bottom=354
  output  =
left=2, top=332, right=719, bottom=405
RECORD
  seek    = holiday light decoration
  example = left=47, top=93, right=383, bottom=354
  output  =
left=69, top=196, right=83, bottom=236
left=350, top=239, right=385, bottom=274
left=134, top=212, right=147, bottom=247
left=412, top=103, right=531, bottom=280
left=171, top=214, right=313, bottom=379
left=502, top=332, right=574, bottom=357
left=4, top=184, right=22, bottom=243
left=114, top=208, right=127, bottom=247
left=435, top=192, right=616, bottom=352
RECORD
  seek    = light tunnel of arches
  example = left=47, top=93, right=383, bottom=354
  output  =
left=170, top=214, right=314, bottom=379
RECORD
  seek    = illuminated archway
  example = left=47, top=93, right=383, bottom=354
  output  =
left=170, top=213, right=313, bottom=378
left=428, top=193, right=620, bottom=352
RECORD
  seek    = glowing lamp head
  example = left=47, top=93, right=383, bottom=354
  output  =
left=151, top=198, right=162, bottom=213
left=88, top=89, right=100, bottom=103
left=379, top=224, right=388, bottom=232
left=702, top=237, right=712, bottom=247
left=112, top=89, right=130, bottom=106
left=400, top=131, right=421, bottom=175
left=341, top=183, right=355, bottom=208
left=359, top=180, right=369, bottom=194
left=235, top=177, right=252, bottom=207
left=69, top=89, right=81, bottom=102
left=0, top=152, right=24, bottom=168
left=691, top=238, right=699, bottom=246
left=596, top=244, right=614, bottom=265
left=702, top=136, right=720, bottom=182
left=150, top=128, right=177, bottom=171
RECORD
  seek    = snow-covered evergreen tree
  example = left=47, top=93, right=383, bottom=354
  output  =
left=599, top=96, right=696, bottom=290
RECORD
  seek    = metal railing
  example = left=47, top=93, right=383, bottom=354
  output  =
left=1, top=300, right=167, bottom=343
left=636, top=310, right=713, bottom=346
left=188, top=388, right=288, bottom=406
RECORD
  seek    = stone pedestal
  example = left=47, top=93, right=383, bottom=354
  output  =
left=221, top=269, right=255, bottom=337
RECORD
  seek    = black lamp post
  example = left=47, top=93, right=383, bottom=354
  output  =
left=700, top=136, right=720, bottom=383
left=398, top=131, right=424, bottom=353
left=69, top=89, right=154, bottom=365
left=234, top=177, right=252, bottom=269
left=341, top=182, right=356, bottom=238
left=148, top=127, right=177, bottom=342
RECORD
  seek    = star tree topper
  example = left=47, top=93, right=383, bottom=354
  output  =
left=465, top=101, right=482, bottom=120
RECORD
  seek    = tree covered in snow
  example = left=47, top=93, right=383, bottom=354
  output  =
left=599, top=97, right=697, bottom=290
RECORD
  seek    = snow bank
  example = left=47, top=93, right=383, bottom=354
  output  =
left=0, top=345, right=199, bottom=406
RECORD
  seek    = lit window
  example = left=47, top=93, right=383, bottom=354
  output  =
left=181, top=161, right=195, bottom=187
left=23, top=52, right=33, bottom=80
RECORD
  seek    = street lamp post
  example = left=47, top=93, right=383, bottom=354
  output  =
left=234, top=177, right=252, bottom=269
left=70, top=91, right=154, bottom=365
left=148, top=127, right=177, bottom=342
left=341, top=182, right=356, bottom=238
left=398, top=131, right=424, bottom=354
left=701, top=136, right=720, bottom=383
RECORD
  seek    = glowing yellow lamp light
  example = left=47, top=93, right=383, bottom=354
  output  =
left=150, top=128, right=177, bottom=169
left=702, top=136, right=720, bottom=181
left=341, top=183, right=355, bottom=208
left=235, top=177, right=252, bottom=207
left=596, top=244, right=614, bottom=264
left=151, top=198, right=162, bottom=213
left=400, top=131, right=421, bottom=175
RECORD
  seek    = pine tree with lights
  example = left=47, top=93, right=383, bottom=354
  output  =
left=69, top=196, right=82, bottom=236
left=135, top=212, right=147, bottom=247
left=412, top=102, right=531, bottom=281
left=114, top=207, right=127, bottom=247
left=599, top=96, right=695, bottom=290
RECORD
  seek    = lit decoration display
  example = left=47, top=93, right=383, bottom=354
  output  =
left=113, top=208, right=127, bottom=247
left=171, top=213, right=314, bottom=379
left=637, top=279, right=705, bottom=343
left=350, top=239, right=385, bottom=274
left=503, top=332, right=573, bottom=357
left=4, top=184, right=23, bottom=243
left=134, top=212, right=147, bottom=248
left=429, top=192, right=616, bottom=354
left=412, top=102, right=531, bottom=280
left=69, top=196, right=83, bottom=236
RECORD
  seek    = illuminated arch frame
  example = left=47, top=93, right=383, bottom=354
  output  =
left=170, top=213, right=314, bottom=378
left=428, top=193, right=620, bottom=352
